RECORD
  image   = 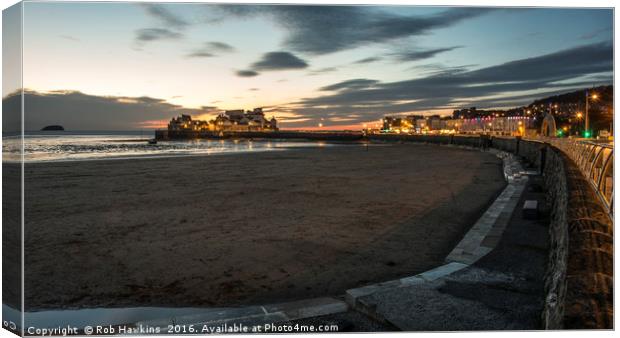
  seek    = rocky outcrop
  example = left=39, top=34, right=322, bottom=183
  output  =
left=40, top=125, right=64, bottom=131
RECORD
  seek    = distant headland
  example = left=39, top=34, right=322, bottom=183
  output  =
left=41, top=125, right=64, bottom=131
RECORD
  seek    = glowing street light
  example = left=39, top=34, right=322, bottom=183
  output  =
left=585, top=91, right=598, bottom=137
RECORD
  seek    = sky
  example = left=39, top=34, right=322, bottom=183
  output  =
left=4, top=2, right=614, bottom=130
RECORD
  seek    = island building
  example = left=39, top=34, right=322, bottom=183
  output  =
left=168, top=108, right=278, bottom=133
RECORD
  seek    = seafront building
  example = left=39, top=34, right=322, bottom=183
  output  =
left=168, top=108, right=278, bottom=133
left=381, top=114, right=535, bottom=136
left=381, top=106, right=538, bottom=136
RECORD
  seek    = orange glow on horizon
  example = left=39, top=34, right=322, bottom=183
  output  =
left=282, top=123, right=365, bottom=131
left=135, top=119, right=168, bottom=130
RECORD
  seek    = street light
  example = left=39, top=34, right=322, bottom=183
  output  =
left=585, top=91, right=598, bottom=137
left=574, top=112, right=583, bottom=136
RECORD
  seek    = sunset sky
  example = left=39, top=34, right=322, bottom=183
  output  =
left=4, top=2, right=614, bottom=130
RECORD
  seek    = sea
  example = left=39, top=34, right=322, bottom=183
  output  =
left=2, top=131, right=338, bottom=162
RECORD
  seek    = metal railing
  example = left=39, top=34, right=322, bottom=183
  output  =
left=546, top=138, right=614, bottom=216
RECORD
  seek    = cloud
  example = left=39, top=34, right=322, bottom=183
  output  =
left=135, top=4, right=188, bottom=48
left=579, top=26, right=612, bottom=40
left=59, top=35, right=80, bottom=42
left=251, top=51, right=309, bottom=71
left=4, top=90, right=218, bottom=131
left=236, top=70, right=259, bottom=77
left=390, top=46, right=462, bottom=62
left=307, top=67, right=339, bottom=75
left=286, top=42, right=612, bottom=126
left=407, top=63, right=477, bottom=76
left=353, top=57, right=382, bottom=64
left=236, top=51, right=309, bottom=77
left=212, top=5, right=492, bottom=55
left=141, top=3, right=189, bottom=28
left=186, top=41, right=236, bottom=58
left=135, top=28, right=182, bottom=42
left=206, top=41, right=235, bottom=53
left=320, top=79, right=380, bottom=91
left=186, top=51, right=215, bottom=58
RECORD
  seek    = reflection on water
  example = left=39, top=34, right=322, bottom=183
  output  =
left=2, top=132, right=339, bottom=162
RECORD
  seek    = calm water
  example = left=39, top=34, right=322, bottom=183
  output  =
left=2, top=131, right=336, bottom=162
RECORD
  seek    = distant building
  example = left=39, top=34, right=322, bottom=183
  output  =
left=458, top=116, right=535, bottom=135
left=379, top=113, right=534, bottom=136
left=167, top=108, right=278, bottom=133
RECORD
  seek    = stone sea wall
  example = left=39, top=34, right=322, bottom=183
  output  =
left=511, top=140, right=612, bottom=329
left=367, top=134, right=613, bottom=329
left=153, top=130, right=612, bottom=328
left=540, top=147, right=613, bottom=329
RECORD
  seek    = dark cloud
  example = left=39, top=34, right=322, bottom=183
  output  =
left=287, top=42, right=612, bottom=126
left=135, top=4, right=188, bottom=48
left=465, top=42, right=611, bottom=83
left=390, top=46, right=462, bottom=61
left=350, top=46, right=459, bottom=66
left=236, top=70, right=259, bottom=77
left=135, top=28, right=182, bottom=42
left=251, top=51, right=309, bottom=71
left=320, top=79, right=380, bottom=91
left=3, top=90, right=217, bottom=131
left=213, top=5, right=492, bottom=55
left=353, top=57, right=382, bottom=64
left=236, top=51, right=309, bottom=77
left=407, top=63, right=477, bottom=76
left=141, top=3, right=189, bottom=28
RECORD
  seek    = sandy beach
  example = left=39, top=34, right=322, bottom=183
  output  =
left=22, top=143, right=505, bottom=310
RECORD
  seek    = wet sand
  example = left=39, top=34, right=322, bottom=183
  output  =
left=22, top=144, right=505, bottom=310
